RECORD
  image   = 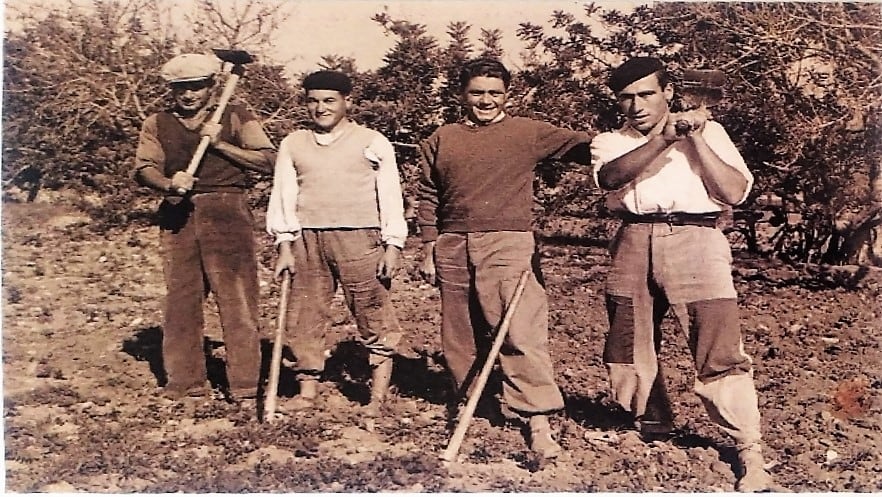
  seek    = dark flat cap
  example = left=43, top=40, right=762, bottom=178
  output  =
left=608, top=57, right=664, bottom=93
left=303, top=70, right=352, bottom=94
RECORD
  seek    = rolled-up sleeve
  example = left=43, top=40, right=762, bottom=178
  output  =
left=589, top=131, right=628, bottom=190
left=133, top=115, right=165, bottom=179
left=704, top=121, right=753, bottom=205
left=369, top=135, right=408, bottom=248
left=266, top=134, right=302, bottom=245
left=232, top=107, right=277, bottom=165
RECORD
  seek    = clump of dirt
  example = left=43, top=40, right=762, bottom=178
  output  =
left=3, top=201, right=881, bottom=492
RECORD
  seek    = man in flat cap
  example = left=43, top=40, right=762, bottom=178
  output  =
left=591, top=56, right=779, bottom=491
left=133, top=53, right=275, bottom=409
left=266, top=70, right=407, bottom=416
left=416, top=57, right=593, bottom=459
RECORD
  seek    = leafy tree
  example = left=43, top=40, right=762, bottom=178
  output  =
left=5, top=1, right=879, bottom=264
left=644, top=2, right=881, bottom=263
left=3, top=0, right=176, bottom=220
left=511, top=2, right=881, bottom=261
left=2, top=0, right=294, bottom=227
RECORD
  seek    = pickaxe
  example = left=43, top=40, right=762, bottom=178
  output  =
left=675, top=68, right=726, bottom=135
left=174, top=48, right=255, bottom=195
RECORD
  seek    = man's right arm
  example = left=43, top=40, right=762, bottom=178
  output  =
left=594, top=134, right=673, bottom=191
left=416, top=134, right=440, bottom=286
left=133, top=116, right=172, bottom=193
left=266, top=134, right=302, bottom=246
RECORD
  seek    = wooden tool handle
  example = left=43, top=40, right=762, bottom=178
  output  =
left=441, top=269, right=531, bottom=462
left=263, top=273, right=290, bottom=422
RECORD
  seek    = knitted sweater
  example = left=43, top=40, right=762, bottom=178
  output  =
left=417, top=116, right=592, bottom=241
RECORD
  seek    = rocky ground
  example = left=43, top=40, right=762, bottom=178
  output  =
left=2, top=200, right=881, bottom=492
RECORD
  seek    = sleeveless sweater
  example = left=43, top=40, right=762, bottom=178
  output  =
left=283, top=124, right=382, bottom=228
left=155, top=104, right=250, bottom=191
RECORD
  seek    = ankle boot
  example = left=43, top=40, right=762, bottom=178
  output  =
left=528, top=414, right=562, bottom=459
left=365, top=357, right=393, bottom=417
left=736, top=443, right=776, bottom=492
left=282, top=378, right=318, bottom=412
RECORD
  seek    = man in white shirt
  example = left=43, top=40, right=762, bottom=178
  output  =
left=266, top=70, right=408, bottom=416
left=591, top=57, right=779, bottom=492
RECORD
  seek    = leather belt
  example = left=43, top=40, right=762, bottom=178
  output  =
left=619, top=212, right=720, bottom=227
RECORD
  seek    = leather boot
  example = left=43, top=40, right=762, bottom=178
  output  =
left=528, top=414, right=562, bottom=459
left=736, top=443, right=777, bottom=492
left=364, top=356, right=393, bottom=417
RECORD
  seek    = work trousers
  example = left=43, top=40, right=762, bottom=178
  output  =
left=434, top=231, right=564, bottom=415
left=159, top=192, right=261, bottom=398
left=284, top=228, right=402, bottom=378
left=603, top=222, right=763, bottom=445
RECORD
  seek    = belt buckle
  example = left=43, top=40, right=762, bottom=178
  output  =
left=662, top=213, right=679, bottom=225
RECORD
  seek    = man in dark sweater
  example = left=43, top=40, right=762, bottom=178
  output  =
left=417, top=57, right=592, bottom=458
left=133, top=53, right=275, bottom=409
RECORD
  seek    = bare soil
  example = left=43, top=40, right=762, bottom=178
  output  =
left=3, top=201, right=881, bottom=492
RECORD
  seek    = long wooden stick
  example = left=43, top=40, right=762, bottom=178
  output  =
left=263, top=273, right=290, bottom=422
left=441, top=269, right=531, bottom=462
left=174, top=66, right=245, bottom=195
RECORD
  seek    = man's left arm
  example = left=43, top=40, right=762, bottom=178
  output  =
left=685, top=117, right=753, bottom=206
left=201, top=106, right=276, bottom=174
left=369, top=134, right=408, bottom=281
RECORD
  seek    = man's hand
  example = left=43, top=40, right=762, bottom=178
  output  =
left=201, top=122, right=223, bottom=147
left=274, top=243, right=297, bottom=280
left=666, top=108, right=712, bottom=139
left=169, top=171, right=196, bottom=194
left=418, top=241, right=437, bottom=286
left=376, top=245, right=401, bottom=282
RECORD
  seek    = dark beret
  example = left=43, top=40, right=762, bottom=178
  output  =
left=302, top=70, right=352, bottom=95
left=608, top=57, right=664, bottom=93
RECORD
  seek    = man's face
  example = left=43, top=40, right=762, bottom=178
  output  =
left=616, top=72, right=674, bottom=134
left=462, top=76, right=508, bottom=124
left=306, top=89, right=351, bottom=132
left=170, top=78, right=214, bottom=114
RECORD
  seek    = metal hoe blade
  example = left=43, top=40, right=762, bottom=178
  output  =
left=680, top=68, right=726, bottom=108
left=212, top=48, right=255, bottom=66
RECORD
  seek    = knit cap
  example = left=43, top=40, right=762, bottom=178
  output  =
left=608, top=57, right=664, bottom=93
left=303, top=70, right=352, bottom=95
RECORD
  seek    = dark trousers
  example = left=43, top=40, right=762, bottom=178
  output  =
left=159, top=192, right=261, bottom=397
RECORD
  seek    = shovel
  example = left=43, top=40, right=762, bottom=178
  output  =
left=441, top=270, right=531, bottom=462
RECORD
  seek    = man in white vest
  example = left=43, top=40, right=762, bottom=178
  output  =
left=266, top=71, right=408, bottom=416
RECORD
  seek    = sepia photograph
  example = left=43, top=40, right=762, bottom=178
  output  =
left=1, top=0, right=880, bottom=492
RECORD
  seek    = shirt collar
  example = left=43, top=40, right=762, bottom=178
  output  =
left=312, top=119, right=353, bottom=146
left=465, top=111, right=507, bottom=127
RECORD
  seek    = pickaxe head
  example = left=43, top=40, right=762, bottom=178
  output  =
left=679, top=68, right=726, bottom=109
left=212, top=48, right=255, bottom=66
